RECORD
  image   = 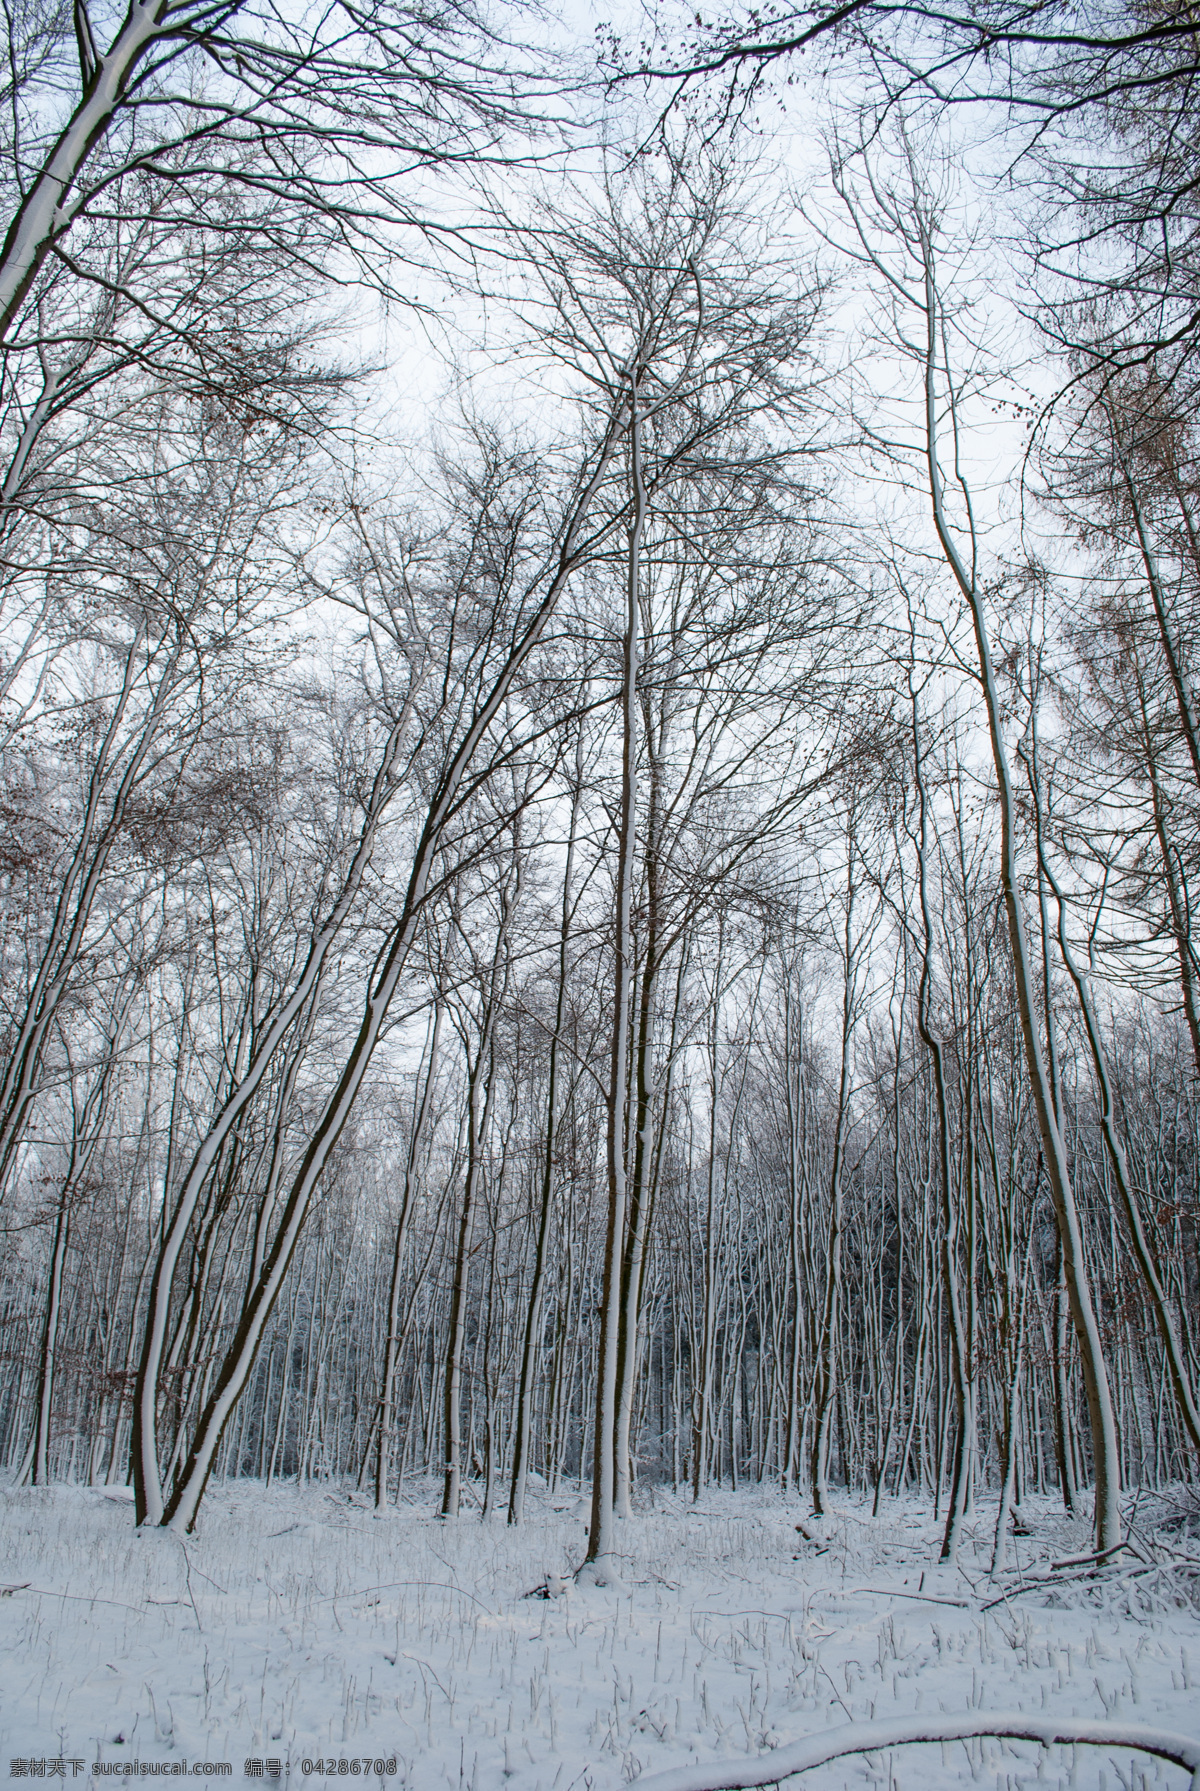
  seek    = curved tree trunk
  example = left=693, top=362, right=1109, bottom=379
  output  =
left=916, top=223, right=1122, bottom=1553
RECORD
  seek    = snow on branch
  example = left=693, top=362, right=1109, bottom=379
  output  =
left=634, top=1713, right=1200, bottom=1790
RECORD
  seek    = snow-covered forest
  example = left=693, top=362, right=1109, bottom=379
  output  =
left=1, top=0, right=1199, bottom=1782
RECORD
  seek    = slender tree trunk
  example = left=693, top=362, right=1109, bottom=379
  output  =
left=616, top=940, right=688, bottom=1513
left=30, top=1204, right=69, bottom=1486
left=1117, top=443, right=1200, bottom=797
left=0, top=633, right=178, bottom=1206
left=134, top=709, right=412, bottom=1523
left=918, top=227, right=1122, bottom=1553
left=444, top=877, right=517, bottom=1518
left=908, top=690, right=973, bottom=1560
left=377, top=996, right=445, bottom=1509
left=991, top=1233, right=1032, bottom=1576
left=692, top=944, right=725, bottom=1503
left=582, top=372, right=644, bottom=1583
left=509, top=759, right=582, bottom=1525
left=614, top=751, right=662, bottom=1522
left=1133, top=670, right=1200, bottom=1081
left=1042, top=858, right=1200, bottom=1461
left=811, top=838, right=858, bottom=1518
left=781, top=978, right=808, bottom=1495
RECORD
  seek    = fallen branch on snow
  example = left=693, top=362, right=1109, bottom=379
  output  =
left=981, top=1528, right=1200, bottom=1611
left=633, top=1713, right=1200, bottom=1790
left=846, top=1585, right=969, bottom=1608
left=1050, top=1542, right=1136, bottom=1571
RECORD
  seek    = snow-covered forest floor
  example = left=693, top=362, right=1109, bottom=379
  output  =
left=1, top=1481, right=1197, bottom=1791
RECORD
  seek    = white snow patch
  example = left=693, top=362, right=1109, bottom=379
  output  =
left=1, top=1481, right=1197, bottom=1790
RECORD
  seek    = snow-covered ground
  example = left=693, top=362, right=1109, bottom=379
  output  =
left=1, top=1479, right=1196, bottom=1790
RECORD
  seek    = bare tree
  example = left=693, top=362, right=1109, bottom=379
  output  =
left=143, top=399, right=631, bottom=1531
left=829, top=137, right=1123, bottom=1551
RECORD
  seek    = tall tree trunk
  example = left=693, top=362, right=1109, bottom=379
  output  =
left=582, top=371, right=644, bottom=1584
left=509, top=753, right=583, bottom=1525
left=811, top=832, right=858, bottom=1518
left=377, top=995, right=445, bottom=1509
left=1133, top=668, right=1200, bottom=1081
left=443, top=862, right=520, bottom=1519
left=908, top=689, right=973, bottom=1560
left=614, top=738, right=663, bottom=1521
left=1041, top=856, right=1200, bottom=1462
left=30, top=1204, right=69, bottom=1486
left=917, top=223, right=1122, bottom=1553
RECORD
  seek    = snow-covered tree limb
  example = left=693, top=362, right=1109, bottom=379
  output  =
left=634, top=1714, right=1200, bottom=1791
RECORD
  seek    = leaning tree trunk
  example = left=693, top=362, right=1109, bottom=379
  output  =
left=1041, top=854, right=1200, bottom=1464
left=918, top=228, right=1121, bottom=1553
left=150, top=409, right=625, bottom=1534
